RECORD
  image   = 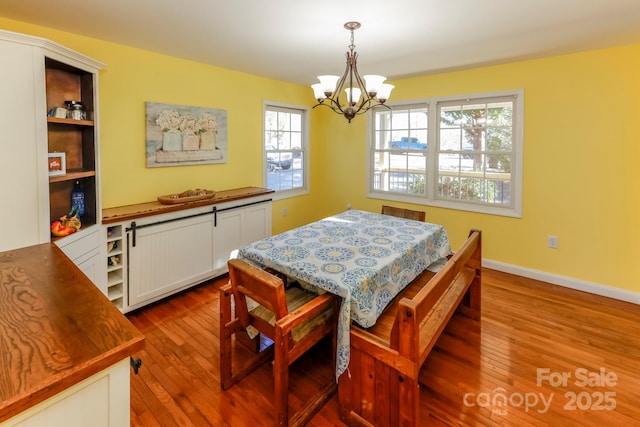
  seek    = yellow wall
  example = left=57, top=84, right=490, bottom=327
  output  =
left=327, top=46, right=640, bottom=294
left=0, top=17, right=322, bottom=226
left=2, top=17, right=639, bottom=294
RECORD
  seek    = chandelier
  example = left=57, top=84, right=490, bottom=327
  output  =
left=311, top=22, right=394, bottom=122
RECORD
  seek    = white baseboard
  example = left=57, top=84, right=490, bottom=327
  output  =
left=483, top=259, right=640, bottom=305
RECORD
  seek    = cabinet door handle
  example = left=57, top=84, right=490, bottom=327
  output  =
left=129, top=221, right=137, bottom=247
left=130, top=356, right=142, bottom=374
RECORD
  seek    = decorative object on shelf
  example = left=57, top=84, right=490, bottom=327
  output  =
left=71, top=180, right=86, bottom=217
left=51, top=205, right=81, bottom=237
left=157, top=188, right=216, bottom=205
left=48, top=152, right=66, bottom=176
left=64, top=100, right=86, bottom=120
left=146, top=102, right=228, bottom=167
left=47, top=106, right=68, bottom=118
left=311, top=21, right=394, bottom=123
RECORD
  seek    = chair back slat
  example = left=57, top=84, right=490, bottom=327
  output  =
left=227, top=258, right=288, bottom=328
left=381, top=205, right=426, bottom=222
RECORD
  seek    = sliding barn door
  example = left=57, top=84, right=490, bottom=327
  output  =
left=127, top=212, right=215, bottom=307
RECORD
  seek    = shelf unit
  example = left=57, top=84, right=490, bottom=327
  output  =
left=45, top=58, right=98, bottom=228
left=106, top=225, right=125, bottom=310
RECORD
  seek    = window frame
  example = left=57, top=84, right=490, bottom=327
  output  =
left=263, top=101, right=310, bottom=200
left=366, top=89, right=524, bottom=217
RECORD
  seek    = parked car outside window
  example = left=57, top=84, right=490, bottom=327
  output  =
left=266, top=144, right=292, bottom=171
left=264, top=103, right=308, bottom=197
left=390, top=136, right=427, bottom=151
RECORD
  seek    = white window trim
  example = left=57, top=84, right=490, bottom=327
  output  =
left=366, top=89, right=524, bottom=218
left=263, top=101, right=310, bottom=201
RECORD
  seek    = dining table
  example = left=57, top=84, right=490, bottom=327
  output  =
left=237, top=209, right=451, bottom=379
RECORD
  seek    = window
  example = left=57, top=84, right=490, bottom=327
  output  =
left=371, top=104, right=429, bottom=196
left=263, top=103, right=309, bottom=198
left=368, top=90, right=523, bottom=217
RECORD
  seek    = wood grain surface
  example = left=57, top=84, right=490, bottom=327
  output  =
left=102, top=186, right=274, bottom=224
left=0, top=243, right=145, bottom=422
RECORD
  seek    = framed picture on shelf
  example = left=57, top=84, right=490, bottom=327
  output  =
left=48, top=152, right=66, bottom=176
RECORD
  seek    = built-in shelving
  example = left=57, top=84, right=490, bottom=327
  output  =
left=45, top=57, right=98, bottom=228
left=47, top=117, right=94, bottom=126
left=106, top=225, right=125, bottom=310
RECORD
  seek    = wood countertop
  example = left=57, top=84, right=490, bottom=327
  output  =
left=0, top=243, right=145, bottom=423
left=102, top=186, right=274, bottom=224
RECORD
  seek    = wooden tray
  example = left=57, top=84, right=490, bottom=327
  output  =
left=157, top=190, right=215, bottom=205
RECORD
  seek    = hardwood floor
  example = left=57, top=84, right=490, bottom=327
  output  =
left=127, top=269, right=640, bottom=426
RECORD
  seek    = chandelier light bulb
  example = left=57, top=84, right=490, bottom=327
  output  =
left=317, top=75, right=340, bottom=96
left=345, top=87, right=362, bottom=105
left=363, top=75, right=386, bottom=96
left=311, top=83, right=326, bottom=101
left=376, top=84, right=395, bottom=102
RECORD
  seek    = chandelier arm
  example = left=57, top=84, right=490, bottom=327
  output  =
left=350, top=54, right=373, bottom=115
left=311, top=50, right=354, bottom=116
left=317, top=99, right=345, bottom=114
left=329, top=51, right=354, bottom=112
left=313, top=92, right=350, bottom=116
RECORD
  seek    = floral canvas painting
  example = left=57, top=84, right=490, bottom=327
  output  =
left=146, top=102, right=228, bottom=167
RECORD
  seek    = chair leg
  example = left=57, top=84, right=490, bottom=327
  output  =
left=278, top=304, right=340, bottom=427
left=274, top=341, right=289, bottom=426
left=220, top=286, right=233, bottom=389
left=221, top=286, right=273, bottom=390
left=272, top=351, right=337, bottom=427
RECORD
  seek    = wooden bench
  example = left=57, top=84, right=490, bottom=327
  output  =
left=338, top=229, right=482, bottom=427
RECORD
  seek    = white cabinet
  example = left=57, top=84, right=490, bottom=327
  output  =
left=0, top=36, right=43, bottom=252
left=213, top=199, right=273, bottom=271
left=126, top=205, right=217, bottom=309
left=119, top=195, right=272, bottom=312
left=0, top=29, right=104, bottom=285
left=55, top=225, right=104, bottom=292
left=0, top=358, right=130, bottom=427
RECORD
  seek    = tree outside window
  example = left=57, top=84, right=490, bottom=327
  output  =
left=368, top=90, right=523, bottom=217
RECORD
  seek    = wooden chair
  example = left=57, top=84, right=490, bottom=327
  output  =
left=381, top=205, right=426, bottom=222
left=220, top=258, right=338, bottom=427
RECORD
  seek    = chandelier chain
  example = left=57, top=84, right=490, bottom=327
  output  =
left=349, top=27, right=355, bottom=50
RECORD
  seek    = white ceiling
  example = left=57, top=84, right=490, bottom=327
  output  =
left=3, top=0, right=640, bottom=86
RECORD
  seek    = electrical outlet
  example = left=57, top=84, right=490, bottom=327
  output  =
left=282, top=207, right=288, bottom=217
left=347, top=203, right=352, bottom=210
left=547, top=235, right=558, bottom=249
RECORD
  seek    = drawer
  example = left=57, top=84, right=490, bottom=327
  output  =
left=55, top=225, right=101, bottom=261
